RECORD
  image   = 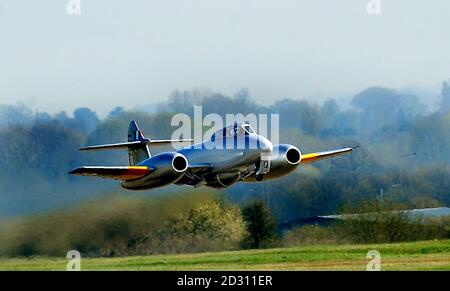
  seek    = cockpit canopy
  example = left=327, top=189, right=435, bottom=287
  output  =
left=211, top=123, right=256, bottom=141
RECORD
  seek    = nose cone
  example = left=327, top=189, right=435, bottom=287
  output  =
left=258, top=135, right=273, bottom=153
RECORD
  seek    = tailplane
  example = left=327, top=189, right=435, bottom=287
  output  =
left=78, top=120, right=194, bottom=166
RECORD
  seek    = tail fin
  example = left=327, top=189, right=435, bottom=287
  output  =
left=127, top=121, right=151, bottom=165
left=79, top=120, right=193, bottom=165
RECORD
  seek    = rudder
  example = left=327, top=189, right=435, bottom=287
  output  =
left=127, top=120, right=150, bottom=165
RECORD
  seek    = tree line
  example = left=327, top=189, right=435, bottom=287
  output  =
left=0, top=83, right=449, bottom=221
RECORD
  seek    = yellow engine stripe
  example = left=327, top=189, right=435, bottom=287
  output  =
left=301, top=148, right=353, bottom=164
left=301, top=153, right=320, bottom=163
left=127, top=166, right=149, bottom=170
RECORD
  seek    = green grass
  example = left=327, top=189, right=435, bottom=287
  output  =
left=1, top=240, right=450, bottom=271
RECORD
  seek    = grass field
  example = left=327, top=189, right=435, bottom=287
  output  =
left=1, top=240, right=450, bottom=271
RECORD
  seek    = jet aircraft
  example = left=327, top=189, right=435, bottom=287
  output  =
left=69, top=121, right=353, bottom=190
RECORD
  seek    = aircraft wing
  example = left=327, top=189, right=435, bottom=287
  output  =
left=301, top=147, right=353, bottom=164
left=69, top=166, right=153, bottom=180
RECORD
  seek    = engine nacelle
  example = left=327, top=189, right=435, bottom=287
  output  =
left=206, top=172, right=241, bottom=188
left=121, top=152, right=188, bottom=190
left=249, top=144, right=301, bottom=181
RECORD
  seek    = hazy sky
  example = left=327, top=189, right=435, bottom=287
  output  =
left=0, top=0, right=449, bottom=116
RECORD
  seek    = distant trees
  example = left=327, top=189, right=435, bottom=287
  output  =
left=320, top=99, right=339, bottom=130
left=229, top=164, right=450, bottom=224
left=0, top=120, right=95, bottom=215
left=271, top=99, right=321, bottom=136
left=160, top=89, right=205, bottom=114
left=0, top=104, right=100, bottom=134
left=241, top=201, right=277, bottom=249
left=0, top=84, right=449, bottom=220
left=0, top=104, right=34, bottom=127
left=0, top=121, right=87, bottom=180
left=161, top=88, right=262, bottom=117
left=54, top=107, right=100, bottom=134
left=337, top=201, right=446, bottom=244
left=410, top=113, right=450, bottom=164
left=330, top=143, right=377, bottom=185
left=73, top=107, right=100, bottom=133
left=352, top=87, right=425, bottom=135
left=440, top=80, right=450, bottom=114
left=282, top=200, right=450, bottom=246
left=108, top=106, right=125, bottom=118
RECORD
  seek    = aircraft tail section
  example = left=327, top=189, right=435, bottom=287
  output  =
left=128, top=120, right=145, bottom=143
left=79, top=120, right=151, bottom=165
left=127, top=120, right=151, bottom=165
left=78, top=120, right=193, bottom=166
